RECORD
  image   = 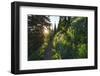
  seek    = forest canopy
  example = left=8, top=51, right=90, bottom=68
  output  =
left=28, top=15, right=88, bottom=60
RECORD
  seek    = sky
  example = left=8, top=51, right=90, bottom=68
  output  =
left=49, top=16, right=60, bottom=30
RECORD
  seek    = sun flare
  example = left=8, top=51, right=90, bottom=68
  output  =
left=43, top=26, right=49, bottom=34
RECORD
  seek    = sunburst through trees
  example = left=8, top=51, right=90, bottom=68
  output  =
left=28, top=15, right=88, bottom=61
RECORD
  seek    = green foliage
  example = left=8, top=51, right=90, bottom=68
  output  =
left=28, top=15, right=51, bottom=60
left=52, top=49, right=61, bottom=59
left=77, top=44, right=87, bottom=58
left=52, top=17, right=88, bottom=59
left=28, top=15, right=88, bottom=60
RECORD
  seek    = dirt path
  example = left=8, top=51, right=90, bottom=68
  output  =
left=44, top=32, right=54, bottom=60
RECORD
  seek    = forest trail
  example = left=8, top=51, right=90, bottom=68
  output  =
left=44, top=32, right=54, bottom=60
